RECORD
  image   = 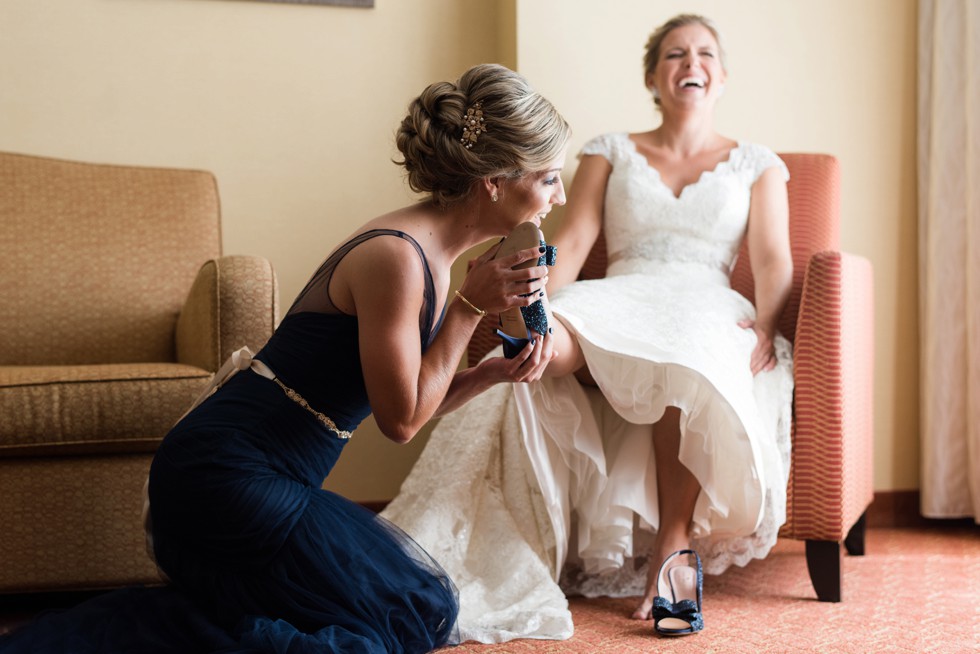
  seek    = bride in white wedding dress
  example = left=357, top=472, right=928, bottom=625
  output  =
left=383, top=14, right=794, bottom=643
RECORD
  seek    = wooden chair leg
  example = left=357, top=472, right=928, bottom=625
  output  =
left=844, top=511, right=867, bottom=556
left=805, top=540, right=841, bottom=602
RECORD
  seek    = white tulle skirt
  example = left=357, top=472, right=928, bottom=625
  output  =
left=382, top=262, right=793, bottom=643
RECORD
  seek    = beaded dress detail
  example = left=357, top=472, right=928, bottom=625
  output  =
left=383, top=133, right=793, bottom=643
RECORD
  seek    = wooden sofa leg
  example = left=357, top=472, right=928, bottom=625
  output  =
left=805, top=540, right=841, bottom=602
left=844, top=511, right=867, bottom=556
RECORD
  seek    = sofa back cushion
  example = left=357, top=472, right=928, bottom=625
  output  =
left=0, top=152, right=221, bottom=365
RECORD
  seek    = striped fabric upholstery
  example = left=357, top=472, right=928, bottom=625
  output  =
left=786, top=251, right=875, bottom=541
left=730, top=153, right=842, bottom=343
left=466, top=153, right=874, bottom=545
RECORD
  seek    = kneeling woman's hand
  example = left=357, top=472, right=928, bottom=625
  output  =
left=478, top=329, right=557, bottom=385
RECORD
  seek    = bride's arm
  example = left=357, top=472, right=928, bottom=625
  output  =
left=548, top=154, right=611, bottom=292
left=741, top=166, right=793, bottom=374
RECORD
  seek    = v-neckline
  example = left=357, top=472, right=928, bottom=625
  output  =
left=623, top=134, right=740, bottom=200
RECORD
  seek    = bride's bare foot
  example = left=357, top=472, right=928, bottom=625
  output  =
left=630, top=563, right=659, bottom=620
left=631, top=597, right=656, bottom=620
left=630, top=538, right=691, bottom=620
left=631, top=602, right=655, bottom=620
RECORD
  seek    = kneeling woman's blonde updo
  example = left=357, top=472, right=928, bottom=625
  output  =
left=396, top=63, right=571, bottom=207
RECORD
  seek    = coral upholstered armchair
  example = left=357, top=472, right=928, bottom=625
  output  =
left=468, top=153, right=874, bottom=603
left=0, top=151, right=279, bottom=593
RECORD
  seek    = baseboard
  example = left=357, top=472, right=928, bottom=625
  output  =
left=867, top=490, right=925, bottom=528
left=868, top=490, right=977, bottom=529
left=360, top=500, right=389, bottom=514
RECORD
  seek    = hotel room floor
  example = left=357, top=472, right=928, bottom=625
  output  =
left=2, top=525, right=977, bottom=653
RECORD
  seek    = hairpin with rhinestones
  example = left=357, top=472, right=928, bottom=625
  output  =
left=460, top=101, right=486, bottom=149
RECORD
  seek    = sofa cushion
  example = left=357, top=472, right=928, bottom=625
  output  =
left=0, top=152, right=221, bottom=366
left=0, top=363, right=211, bottom=456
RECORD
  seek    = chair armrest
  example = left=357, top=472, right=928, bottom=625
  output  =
left=468, top=313, right=503, bottom=366
left=784, top=250, right=875, bottom=541
left=176, top=255, right=280, bottom=372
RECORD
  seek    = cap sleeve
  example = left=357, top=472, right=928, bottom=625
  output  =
left=737, top=143, right=790, bottom=185
left=578, top=133, right=622, bottom=165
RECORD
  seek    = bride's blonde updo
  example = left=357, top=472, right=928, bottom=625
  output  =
left=396, top=63, right=571, bottom=207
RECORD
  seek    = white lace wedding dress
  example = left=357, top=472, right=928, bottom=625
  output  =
left=382, top=133, right=794, bottom=644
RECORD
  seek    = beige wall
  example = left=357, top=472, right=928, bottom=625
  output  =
left=1, top=0, right=918, bottom=499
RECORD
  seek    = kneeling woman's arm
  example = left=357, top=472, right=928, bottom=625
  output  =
left=347, top=236, right=554, bottom=443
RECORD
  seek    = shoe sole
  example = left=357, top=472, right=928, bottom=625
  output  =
left=494, top=222, right=548, bottom=341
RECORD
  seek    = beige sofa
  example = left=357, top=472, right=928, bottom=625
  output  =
left=0, top=151, right=279, bottom=592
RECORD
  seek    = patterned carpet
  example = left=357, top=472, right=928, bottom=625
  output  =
left=1, top=526, right=976, bottom=652
left=441, top=526, right=980, bottom=654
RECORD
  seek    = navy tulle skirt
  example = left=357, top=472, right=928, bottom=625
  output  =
left=1, top=371, right=459, bottom=653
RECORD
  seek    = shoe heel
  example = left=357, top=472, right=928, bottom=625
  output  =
left=496, top=329, right=530, bottom=359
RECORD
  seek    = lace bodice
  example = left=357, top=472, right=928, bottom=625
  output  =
left=581, top=133, right=788, bottom=277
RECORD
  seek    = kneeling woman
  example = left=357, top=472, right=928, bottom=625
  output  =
left=1, top=63, right=569, bottom=654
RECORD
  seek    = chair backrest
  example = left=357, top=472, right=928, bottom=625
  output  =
left=730, top=153, right=840, bottom=342
left=468, top=153, right=841, bottom=363
left=0, top=152, right=222, bottom=366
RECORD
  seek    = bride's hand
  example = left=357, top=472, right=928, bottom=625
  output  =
left=738, top=319, right=777, bottom=375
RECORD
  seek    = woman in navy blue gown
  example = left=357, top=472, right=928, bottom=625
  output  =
left=1, top=62, right=570, bottom=653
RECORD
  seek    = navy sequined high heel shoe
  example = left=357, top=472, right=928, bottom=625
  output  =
left=652, top=549, right=704, bottom=637
left=493, top=222, right=557, bottom=359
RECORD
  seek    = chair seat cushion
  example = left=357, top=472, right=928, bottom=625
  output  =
left=0, top=363, right=211, bottom=456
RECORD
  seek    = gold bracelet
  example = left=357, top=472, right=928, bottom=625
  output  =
left=454, top=290, right=487, bottom=317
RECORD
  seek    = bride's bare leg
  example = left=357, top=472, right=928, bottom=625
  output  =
left=631, top=407, right=702, bottom=620
left=541, top=315, right=588, bottom=378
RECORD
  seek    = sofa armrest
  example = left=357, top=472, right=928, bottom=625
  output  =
left=784, top=250, right=874, bottom=541
left=176, top=255, right=280, bottom=372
